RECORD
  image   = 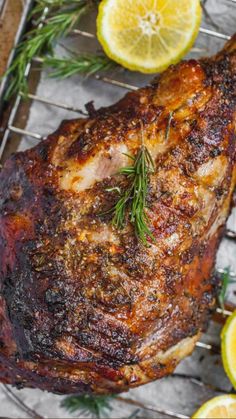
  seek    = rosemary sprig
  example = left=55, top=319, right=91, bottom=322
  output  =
left=3, top=0, right=92, bottom=99
left=61, top=394, right=114, bottom=418
left=107, top=130, right=155, bottom=245
left=44, top=54, right=115, bottom=79
left=218, top=267, right=236, bottom=311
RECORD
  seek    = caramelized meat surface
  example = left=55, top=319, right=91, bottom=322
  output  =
left=0, top=36, right=235, bottom=394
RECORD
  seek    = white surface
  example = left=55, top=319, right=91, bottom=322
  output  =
left=1, top=0, right=236, bottom=417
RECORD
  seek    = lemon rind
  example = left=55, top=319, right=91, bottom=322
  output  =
left=192, top=394, right=236, bottom=418
left=221, top=310, right=236, bottom=390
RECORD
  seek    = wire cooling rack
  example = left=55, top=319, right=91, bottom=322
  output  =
left=0, top=1, right=236, bottom=418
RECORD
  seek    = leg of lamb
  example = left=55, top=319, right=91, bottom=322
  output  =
left=0, top=35, right=235, bottom=394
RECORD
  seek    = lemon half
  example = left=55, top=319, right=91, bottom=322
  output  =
left=97, top=0, right=202, bottom=73
left=221, top=310, right=236, bottom=390
left=192, top=395, right=236, bottom=418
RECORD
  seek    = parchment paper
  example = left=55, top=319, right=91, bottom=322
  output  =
left=1, top=1, right=236, bottom=417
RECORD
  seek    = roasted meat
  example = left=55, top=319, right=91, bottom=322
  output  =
left=0, top=35, right=236, bottom=394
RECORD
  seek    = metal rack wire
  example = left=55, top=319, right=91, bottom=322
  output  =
left=0, top=1, right=236, bottom=418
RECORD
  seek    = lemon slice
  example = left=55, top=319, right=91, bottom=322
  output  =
left=97, top=0, right=202, bottom=73
left=192, top=395, right=236, bottom=418
left=221, top=310, right=236, bottom=389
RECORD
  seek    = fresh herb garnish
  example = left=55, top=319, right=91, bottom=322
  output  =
left=3, top=0, right=91, bottom=99
left=61, top=394, right=114, bottom=418
left=218, top=267, right=235, bottom=311
left=44, top=53, right=115, bottom=79
left=3, top=0, right=115, bottom=100
left=106, top=126, right=155, bottom=245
